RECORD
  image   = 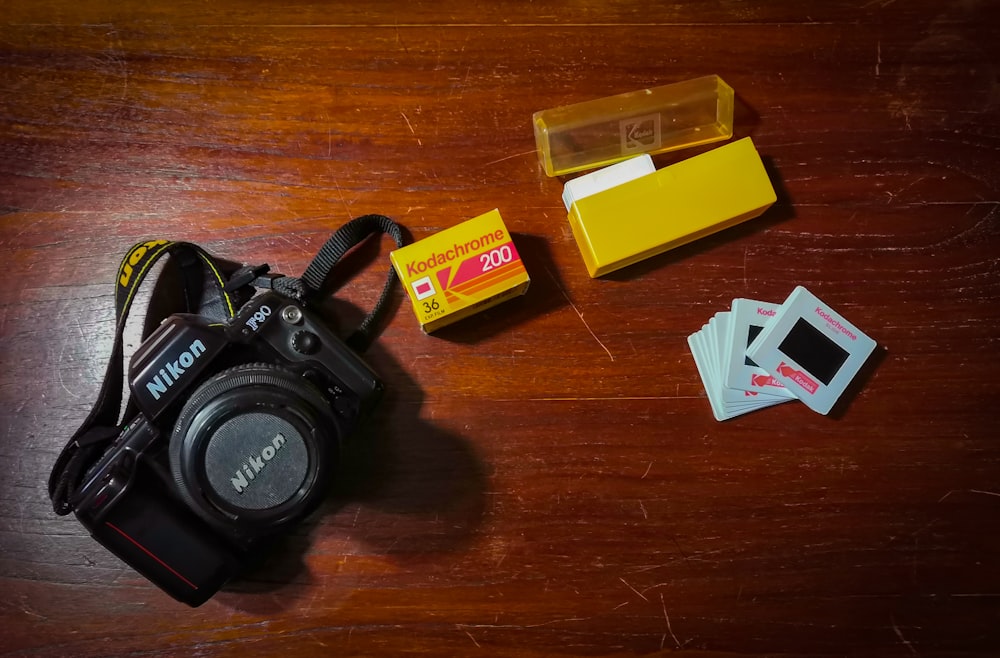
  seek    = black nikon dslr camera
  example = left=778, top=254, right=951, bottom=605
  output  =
left=49, top=217, right=403, bottom=606
left=72, top=292, right=381, bottom=605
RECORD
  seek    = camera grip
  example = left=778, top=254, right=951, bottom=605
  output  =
left=82, top=457, right=247, bottom=606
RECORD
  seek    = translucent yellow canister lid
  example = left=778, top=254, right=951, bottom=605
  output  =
left=532, top=75, right=735, bottom=177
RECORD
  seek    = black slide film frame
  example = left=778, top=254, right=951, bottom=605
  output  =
left=776, top=318, right=849, bottom=385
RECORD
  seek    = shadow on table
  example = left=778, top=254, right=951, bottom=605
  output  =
left=827, top=344, right=889, bottom=420
left=214, top=255, right=490, bottom=614
left=428, top=232, right=569, bottom=343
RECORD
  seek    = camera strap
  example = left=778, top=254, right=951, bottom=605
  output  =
left=48, top=240, right=247, bottom=515
left=48, top=215, right=405, bottom=516
left=230, top=213, right=405, bottom=352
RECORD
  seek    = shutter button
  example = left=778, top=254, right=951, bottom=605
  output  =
left=291, top=330, right=321, bottom=355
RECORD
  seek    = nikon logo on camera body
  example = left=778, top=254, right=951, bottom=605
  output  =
left=145, top=339, right=207, bottom=401
left=230, top=433, right=288, bottom=494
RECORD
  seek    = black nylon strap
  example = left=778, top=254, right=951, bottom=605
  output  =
left=48, top=241, right=241, bottom=515
left=327, top=214, right=405, bottom=351
left=269, top=214, right=404, bottom=352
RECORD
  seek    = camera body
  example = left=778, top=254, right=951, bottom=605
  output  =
left=72, top=292, right=382, bottom=606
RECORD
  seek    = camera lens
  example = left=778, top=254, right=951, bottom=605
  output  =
left=169, top=363, right=340, bottom=534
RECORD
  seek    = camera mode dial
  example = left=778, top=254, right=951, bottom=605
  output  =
left=291, top=330, right=321, bottom=355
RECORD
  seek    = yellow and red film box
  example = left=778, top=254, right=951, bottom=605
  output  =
left=390, top=208, right=530, bottom=333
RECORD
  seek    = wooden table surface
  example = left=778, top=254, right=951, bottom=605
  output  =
left=3, top=2, right=1000, bottom=656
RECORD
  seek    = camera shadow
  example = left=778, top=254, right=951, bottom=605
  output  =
left=214, top=282, right=489, bottom=614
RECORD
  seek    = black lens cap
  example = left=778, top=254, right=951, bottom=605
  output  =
left=202, top=411, right=309, bottom=511
left=169, top=363, right=340, bottom=534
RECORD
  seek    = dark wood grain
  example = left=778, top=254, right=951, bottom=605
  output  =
left=3, top=1, right=1000, bottom=656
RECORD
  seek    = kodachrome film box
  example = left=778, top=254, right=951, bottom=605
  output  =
left=390, top=209, right=530, bottom=333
